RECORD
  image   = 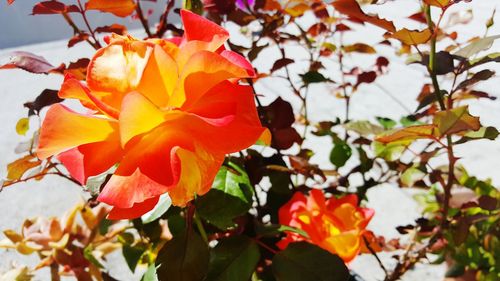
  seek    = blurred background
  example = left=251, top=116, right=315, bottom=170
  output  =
left=0, top=0, right=175, bottom=48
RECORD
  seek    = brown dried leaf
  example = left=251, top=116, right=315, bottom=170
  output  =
left=390, top=28, right=432, bottom=45
left=7, top=155, right=42, bottom=181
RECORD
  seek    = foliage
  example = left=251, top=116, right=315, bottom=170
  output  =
left=1, top=0, right=499, bottom=280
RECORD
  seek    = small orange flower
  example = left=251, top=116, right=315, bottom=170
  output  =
left=37, top=10, right=265, bottom=219
left=278, top=189, right=374, bottom=262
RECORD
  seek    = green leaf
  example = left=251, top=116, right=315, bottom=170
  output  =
left=183, top=0, right=203, bottom=15
left=83, top=245, right=104, bottom=268
left=454, top=35, right=500, bottom=58
left=196, top=162, right=254, bottom=229
left=141, top=194, right=172, bottom=224
left=122, top=244, right=145, bottom=273
left=465, top=52, right=500, bottom=70
left=400, top=116, right=423, bottom=127
left=344, top=120, right=384, bottom=136
left=141, top=264, right=159, bottom=281
left=255, top=224, right=309, bottom=238
left=16, top=118, right=29, bottom=136
left=156, top=230, right=209, bottom=281
left=301, top=71, right=327, bottom=85
left=376, top=117, right=396, bottom=130
left=206, top=236, right=260, bottom=281
left=373, top=141, right=406, bottom=162
left=272, top=242, right=349, bottom=281
left=445, top=264, right=465, bottom=277
left=329, top=139, right=352, bottom=168
left=455, top=126, right=499, bottom=144
left=401, top=167, right=426, bottom=187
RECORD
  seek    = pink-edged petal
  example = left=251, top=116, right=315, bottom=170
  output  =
left=57, top=140, right=122, bottom=185
left=98, top=168, right=173, bottom=209
left=219, top=50, right=255, bottom=77
left=171, top=50, right=253, bottom=108
left=107, top=196, right=160, bottom=220
left=180, top=9, right=229, bottom=45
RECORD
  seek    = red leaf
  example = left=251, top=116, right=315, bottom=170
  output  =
left=68, top=33, right=89, bottom=48
left=355, top=71, right=377, bottom=87
left=375, top=56, right=389, bottom=72
left=7, top=0, right=15, bottom=5
left=335, top=23, right=351, bottom=32
left=332, top=0, right=396, bottom=32
left=307, top=23, right=328, bottom=36
left=24, top=89, right=63, bottom=116
left=32, top=1, right=80, bottom=15
left=270, top=58, right=294, bottom=73
left=408, top=12, right=427, bottom=24
left=95, top=24, right=127, bottom=35
left=0, top=51, right=57, bottom=74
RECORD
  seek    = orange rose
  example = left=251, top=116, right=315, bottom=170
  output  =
left=278, top=189, right=374, bottom=262
left=37, top=10, right=265, bottom=219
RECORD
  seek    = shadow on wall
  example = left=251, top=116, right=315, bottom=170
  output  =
left=0, top=0, right=178, bottom=49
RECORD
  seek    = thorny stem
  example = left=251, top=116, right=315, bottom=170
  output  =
left=136, top=0, right=153, bottom=38
left=385, top=5, right=457, bottom=280
left=425, top=5, right=456, bottom=228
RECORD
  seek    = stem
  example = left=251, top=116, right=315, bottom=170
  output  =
left=271, top=37, right=303, bottom=101
left=425, top=5, right=446, bottom=110
left=253, top=238, right=278, bottom=254
left=136, top=0, right=152, bottom=37
left=2, top=170, right=81, bottom=188
left=76, top=0, right=101, bottom=49
left=425, top=5, right=455, bottom=228
left=155, top=0, right=174, bottom=38
left=363, top=235, right=388, bottom=278
left=193, top=212, right=208, bottom=243
left=300, top=86, right=310, bottom=142
left=61, top=13, right=99, bottom=49
left=50, top=263, right=60, bottom=281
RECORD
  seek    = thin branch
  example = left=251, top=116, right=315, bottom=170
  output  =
left=136, top=0, right=152, bottom=38
left=363, top=235, right=388, bottom=278
left=76, top=0, right=102, bottom=49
